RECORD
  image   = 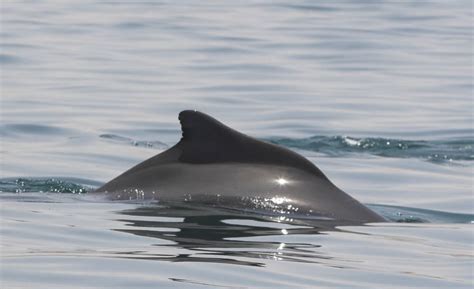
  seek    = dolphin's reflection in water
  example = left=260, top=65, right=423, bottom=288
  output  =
left=112, top=203, right=358, bottom=267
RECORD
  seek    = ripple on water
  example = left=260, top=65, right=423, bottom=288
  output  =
left=0, top=124, right=75, bottom=137
left=267, top=135, right=474, bottom=164
left=99, top=134, right=168, bottom=149
left=0, top=54, right=22, bottom=64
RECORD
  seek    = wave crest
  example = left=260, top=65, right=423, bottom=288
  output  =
left=267, top=135, right=473, bottom=163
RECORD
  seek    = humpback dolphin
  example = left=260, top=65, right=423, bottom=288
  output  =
left=96, top=110, right=384, bottom=223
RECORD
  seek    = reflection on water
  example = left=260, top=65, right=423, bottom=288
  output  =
left=1, top=193, right=472, bottom=288
left=114, top=204, right=332, bottom=267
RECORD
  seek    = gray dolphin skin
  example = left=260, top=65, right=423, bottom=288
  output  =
left=95, top=110, right=384, bottom=223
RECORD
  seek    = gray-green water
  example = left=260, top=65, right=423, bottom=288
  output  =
left=1, top=0, right=473, bottom=288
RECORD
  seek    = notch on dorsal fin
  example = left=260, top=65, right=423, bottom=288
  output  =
left=178, top=110, right=238, bottom=163
left=179, top=110, right=230, bottom=143
left=177, top=110, right=327, bottom=179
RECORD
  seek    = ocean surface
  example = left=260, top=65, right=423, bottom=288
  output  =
left=1, top=1, right=473, bottom=288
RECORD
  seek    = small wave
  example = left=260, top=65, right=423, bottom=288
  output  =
left=100, top=134, right=168, bottom=149
left=114, top=21, right=146, bottom=30
left=0, top=178, right=94, bottom=194
left=368, top=204, right=474, bottom=224
left=279, top=3, right=338, bottom=12
left=0, top=123, right=73, bottom=136
left=0, top=53, right=22, bottom=64
left=267, top=135, right=473, bottom=163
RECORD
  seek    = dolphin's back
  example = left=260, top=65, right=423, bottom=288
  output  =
left=96, top=110, right=385, bottom=223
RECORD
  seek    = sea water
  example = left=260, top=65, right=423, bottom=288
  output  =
left=1, top=1, right=473, bottom=288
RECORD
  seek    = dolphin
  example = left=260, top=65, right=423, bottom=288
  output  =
left=95, top=110, right=384, bottom=223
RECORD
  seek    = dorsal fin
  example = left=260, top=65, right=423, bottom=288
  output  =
left=177, top=110, right=240, bottom=163
left=177, top=110, right=327, bottom=179
left=179, top=110, right=229, bottom=144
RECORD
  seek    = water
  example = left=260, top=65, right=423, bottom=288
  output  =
left=1, top=0, right=473, bottom=288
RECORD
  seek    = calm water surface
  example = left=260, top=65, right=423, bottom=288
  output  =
left=1, top=1, right=473, bottom=288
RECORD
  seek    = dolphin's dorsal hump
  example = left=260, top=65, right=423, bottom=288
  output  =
left=177, top=110, right=326, bottom=178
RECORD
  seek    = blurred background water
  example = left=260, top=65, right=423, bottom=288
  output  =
left=1, top=0, right=473, bottom=288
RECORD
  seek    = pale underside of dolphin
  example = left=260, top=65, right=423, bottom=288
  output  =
left=95, top=110, right=384, bottom=223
